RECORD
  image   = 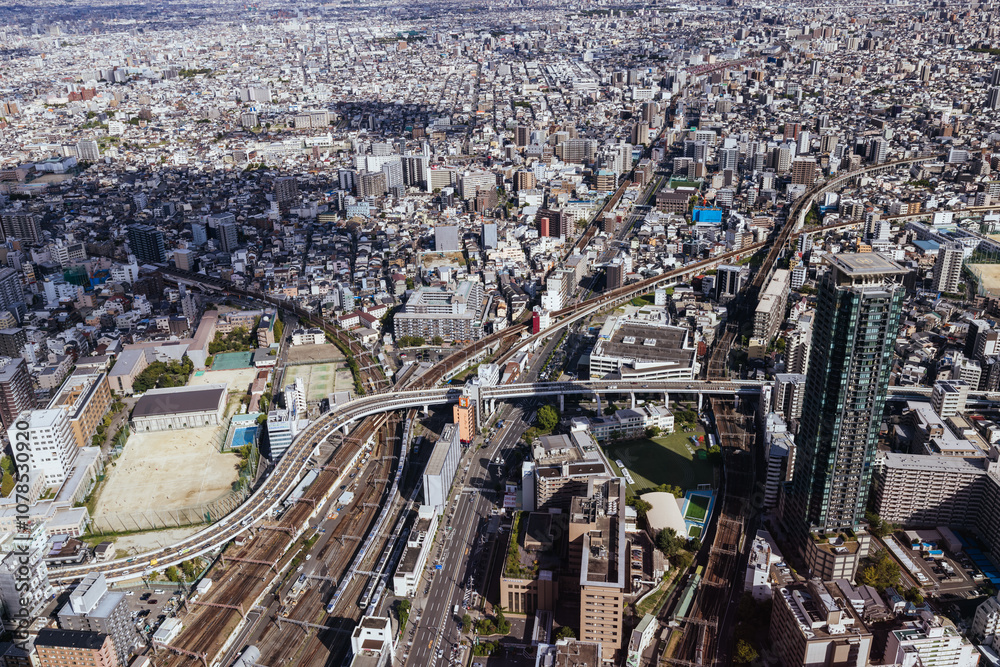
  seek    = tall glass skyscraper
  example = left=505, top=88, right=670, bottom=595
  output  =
left=788, top=254, right=908, bottom=534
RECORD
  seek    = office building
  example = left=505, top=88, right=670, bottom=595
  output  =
left=933, top=242, right=964, bottom=294
left=0, top=211, right=43, bottom=244
left=769, top=580, right=872, bottom=667
left=394, top=281, right=484, bottom=342
left=191, top=222, right=208, bottom=247
left=423, top=423, right=461, bottom=511
left=434, top=225, right=460, bottom=252
left=127, top=225, right=166, bottom=264
left=526, top=431, right=610, bottom=512
left=267, top=409, right=297, bottom=460
left=58, top=573, right=134, bottom=667
left=7, top=409, right=77, bottom=486
left=0, top=357, right=33, bottom=428
left=788, top=254, right=907, bottom=538
left=36, top=629, right=119, bottom=667
left=605, top=261, right=624, bottom=292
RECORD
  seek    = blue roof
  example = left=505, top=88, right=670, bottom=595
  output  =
left=914, top=240, right=940, bottom=251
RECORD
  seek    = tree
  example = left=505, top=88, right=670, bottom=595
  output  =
left=432, top=335, right=444, bottom=346
left=904, top=587, right=924, bottom=605
left=165, top=566, right=182, bottom=582
left=536, top=405, right=560, bottom=432
left=656, top=528, right=683, bottom=557
left=856, top=550, right=901, bottom=592
left=461, top=613, right=472, bottom=632
left=865, top=511, right=892, bottom=539
left=627, top=496, right=652, bottom=518
left=688, top=538, right=702, bottom=552
left=554, top=626, right=576, bottom=640
left=734, top=639, right=759, bottom=664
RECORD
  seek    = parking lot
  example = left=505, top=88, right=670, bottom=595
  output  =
left=119, top=584, right=187, bottom=640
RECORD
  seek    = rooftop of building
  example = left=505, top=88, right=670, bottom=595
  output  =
left=775, top=579, right=871, bottom=641
left=828, top=252, right=909, bottom=278
left=593, top=319, right=694, bottom=368
left=132, top=384, right=226, bottom=418
left=35, top=628, right=109, bottom=651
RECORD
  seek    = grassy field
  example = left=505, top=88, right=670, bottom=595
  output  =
left=604, top=428, right=714, bottom=494
left=685, top=494, right=711, bottom=522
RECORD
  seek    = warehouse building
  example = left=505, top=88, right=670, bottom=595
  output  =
left=130, top=384, right=227, bottom=431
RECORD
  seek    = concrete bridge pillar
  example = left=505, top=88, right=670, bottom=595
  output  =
left=423, top=405, right=429, bottom=415
left=697, top=393, right=703, bottom=412
left=630, top=392, right=636, bottom=409
left=664, top=391, right=669, bottom=407
left=558, top=394, right=565, bottom=413
left=341, top=424, right=349, bottom=435
left=594, top=392, right=602, bottom=416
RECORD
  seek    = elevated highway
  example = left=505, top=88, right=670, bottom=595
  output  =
left=52, top=373, right=999, bottom=585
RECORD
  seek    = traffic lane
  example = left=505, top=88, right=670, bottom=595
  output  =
left=410, top=488, right=485, bottom=666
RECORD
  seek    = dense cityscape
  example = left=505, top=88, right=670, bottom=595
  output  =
left=1, top=0, right=1000, bottom=666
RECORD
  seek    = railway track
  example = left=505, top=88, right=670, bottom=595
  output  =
left=255, top=415, right=401, bottom=667
left=664, top=398, right=755, bottom=667
left=154, top=410, right=394, bottom=667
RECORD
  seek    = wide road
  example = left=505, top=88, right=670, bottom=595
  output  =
left=404, top=402, right=531, bottom=666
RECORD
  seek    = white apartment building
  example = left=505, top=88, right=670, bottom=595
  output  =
left=393, top=506, right=438, bottom=597
left=7, top=409, right=77, bottom=487
left=0, top=523, right=53, bottom=619
left=885, top=614, right=980, bottom=667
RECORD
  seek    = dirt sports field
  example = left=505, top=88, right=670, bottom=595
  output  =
left=287, top=342, right=345, bottom=364
left=93, top=426, right=239, bottom=516
left=966, top=263, right=1000, bottom=295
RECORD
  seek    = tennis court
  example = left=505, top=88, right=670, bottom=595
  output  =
left=684, top=493, right=711, bottom=522
left=211, top=351, right=253, bottom=370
